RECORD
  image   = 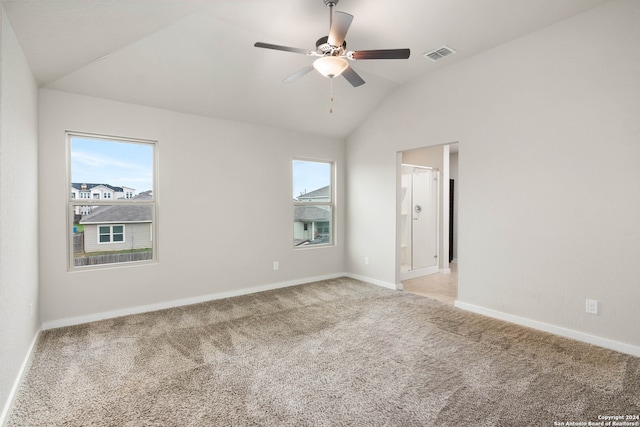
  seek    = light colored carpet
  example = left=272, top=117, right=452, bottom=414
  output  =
left=7, top=277, right=640, bottom=426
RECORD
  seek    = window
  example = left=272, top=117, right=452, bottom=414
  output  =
left=316, top=222, right=330, bottom=234
left=99, top=225, right=124, bottom=243
left=292, top=159, right=333, bottom=247
left=68, top=133, right=156, bottom=269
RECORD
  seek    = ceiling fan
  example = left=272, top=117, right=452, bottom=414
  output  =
left=254, top=0, right=410, bottom=88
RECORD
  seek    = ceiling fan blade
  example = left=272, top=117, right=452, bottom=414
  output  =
left=342, top=65, right=365, bottom=87
left=328, top=11, right=353, bottom=47
left=254, top=42, right=311, bottom=55
left=283, top=65, right=315, bottom=83
left=350, top=48, right=411, bottom=60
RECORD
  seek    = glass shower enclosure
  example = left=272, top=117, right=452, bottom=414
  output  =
left=400, top=164, right=440, bottom=280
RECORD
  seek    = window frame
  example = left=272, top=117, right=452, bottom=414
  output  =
left=67, top=132, right=158, bottom=270
left=98, top=224, right=125, bottom=244
left=292, top=157, right=335, bottom=249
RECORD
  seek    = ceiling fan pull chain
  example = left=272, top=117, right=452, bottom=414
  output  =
left=329, top=78, right=334, bottom=114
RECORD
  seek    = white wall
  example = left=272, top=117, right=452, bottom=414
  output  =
left=346, top=0, right=640, bottom=350
left=0, top=9, right=39, bottom=421
left=39, top=89, right=346, bottom=326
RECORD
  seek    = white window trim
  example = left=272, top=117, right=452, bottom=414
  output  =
left=292, top=157, right=335, bottom=249
left=67, top=131, right=159, bottom=270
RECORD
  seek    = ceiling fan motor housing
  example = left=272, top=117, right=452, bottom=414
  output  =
left=316, top=36, right=346, bottom=56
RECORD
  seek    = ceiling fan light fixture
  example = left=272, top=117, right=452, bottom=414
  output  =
left=313, top=56, right=348, bottom=78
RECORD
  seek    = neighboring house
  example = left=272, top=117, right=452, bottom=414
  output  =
left=296, top=185, right=330, bottom=203
left=294, top=206, right=330, bottom=245
left=71, top=183, right=136, bottom=215
left=80, top=203, right=152, bottom=253
left=294, top=186, right=331, bottom=245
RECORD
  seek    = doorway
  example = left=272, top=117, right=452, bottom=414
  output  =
left=397, top=143, right=458, bottom=303
left=400, top=164, right=440, bottom=280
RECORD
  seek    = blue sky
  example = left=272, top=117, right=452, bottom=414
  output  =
left=71, top=137, right=153, bottom=193
left=293, top=160, right=331, bottom=198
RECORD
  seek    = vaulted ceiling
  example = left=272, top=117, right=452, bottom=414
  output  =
left=3, top=0, right=611, bottom=138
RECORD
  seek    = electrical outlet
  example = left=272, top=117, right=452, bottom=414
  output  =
left=364, top=256, right=369, bottom=266
left=273, top=261, right=279, bottom=271
left=586, top=299, right=599, bottom=315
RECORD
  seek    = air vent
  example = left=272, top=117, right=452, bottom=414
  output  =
left=423, top=45, right=457, bottom=62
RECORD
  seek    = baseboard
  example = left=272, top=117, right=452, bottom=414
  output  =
left=344, top=273, right=398, bottom=290
left=0, top=330, right=40, bottom=426
left=454, top=301, right=640, bottom=358
left=41, top=273, right=346, bottom=330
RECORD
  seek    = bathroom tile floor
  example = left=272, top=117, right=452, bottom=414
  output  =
left=402, top=262, right=457, bottom=305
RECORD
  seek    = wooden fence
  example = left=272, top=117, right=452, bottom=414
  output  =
left=74, top=251, right=153, bottom=267
left=73, top=232, right=84, bottom=253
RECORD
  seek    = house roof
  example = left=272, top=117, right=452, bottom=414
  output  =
left=72, top=183, right=126, bottom=193
left=294, top=206, right=330, bottom=223
left=133, top=190, right=153, bottom=200
left=79, top=190, right=153, bottom=224
left=297, top=185, right=330, bottom=200
left=80, top=205, right=152, bottom=224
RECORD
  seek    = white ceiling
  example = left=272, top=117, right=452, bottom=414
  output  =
left=3, top=0, right=611, bottom=138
